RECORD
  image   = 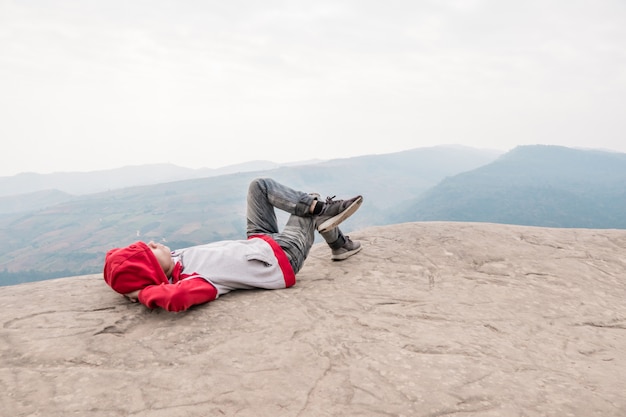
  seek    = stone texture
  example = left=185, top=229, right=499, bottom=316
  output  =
left=1, top=222, right=625, bottom=417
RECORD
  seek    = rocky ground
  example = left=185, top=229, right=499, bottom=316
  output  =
left=1, top=222, right=625, bottom=417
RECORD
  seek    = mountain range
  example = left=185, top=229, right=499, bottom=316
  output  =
left=1, top=144, right=625, bottom=286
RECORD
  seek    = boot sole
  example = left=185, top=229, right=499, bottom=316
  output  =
left=317, top=196, right=363, bottom=233
left=331, top=244, right=362, bottom=261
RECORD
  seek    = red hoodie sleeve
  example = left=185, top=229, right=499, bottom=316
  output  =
left=138, top=278, right=218, bottom=312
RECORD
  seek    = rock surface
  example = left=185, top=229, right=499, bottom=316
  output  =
left=1, top=222, right=625, bottom=417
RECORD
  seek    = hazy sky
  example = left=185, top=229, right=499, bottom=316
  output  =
left=1, top=0, right=625, bottom=177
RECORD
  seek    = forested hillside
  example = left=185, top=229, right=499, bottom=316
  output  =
left=0, top=145, right=499, bottom=285
left=392, top=145, right=626, bottom=228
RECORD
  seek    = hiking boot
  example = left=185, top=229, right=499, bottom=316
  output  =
left=331, top=236, right=362, bottom=261
left=316, top=195, right=363, bottom=233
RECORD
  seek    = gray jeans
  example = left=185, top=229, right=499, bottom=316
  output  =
left=246, top=177, right=346, bottom=274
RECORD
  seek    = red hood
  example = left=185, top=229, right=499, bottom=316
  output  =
left=103, top=241, right=169, bottom=294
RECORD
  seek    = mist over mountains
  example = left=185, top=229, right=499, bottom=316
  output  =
left=1, top=144, right=624, bottom=286
left=0, top=159, right=321, bottom=199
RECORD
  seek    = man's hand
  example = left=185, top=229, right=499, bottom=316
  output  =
left=123, top=290, right=141, bottom=303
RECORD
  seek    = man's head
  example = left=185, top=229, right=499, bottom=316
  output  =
left=103, top=241, right=174, bottom=294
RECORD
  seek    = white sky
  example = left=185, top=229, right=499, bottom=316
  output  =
left=1, top=0, right=625, bottom=177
